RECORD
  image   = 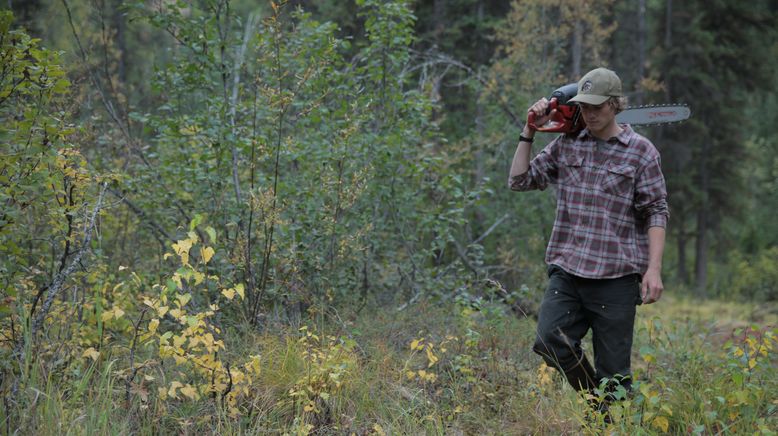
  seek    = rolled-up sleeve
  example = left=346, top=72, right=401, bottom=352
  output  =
left=634, top=155, right=669, bottom=228
left=509, top=137, right=560, bottom=192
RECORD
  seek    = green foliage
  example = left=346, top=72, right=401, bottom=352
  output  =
left=0, top=10, right=103, bottom=368
left=3, top=1, right=778, bottom=434
left=727, top=247, right=778, bottom=302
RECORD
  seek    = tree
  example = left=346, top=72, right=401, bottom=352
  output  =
left=652, top=0, right=777, bottom=292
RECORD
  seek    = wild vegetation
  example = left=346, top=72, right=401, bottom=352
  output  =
left=1, top=0, right=777, bottom=433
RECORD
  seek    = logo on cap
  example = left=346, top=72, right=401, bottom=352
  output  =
left=582, top=80, right=593, bottom=92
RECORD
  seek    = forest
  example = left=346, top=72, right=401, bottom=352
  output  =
left=1, top=0, right=777, bottom=433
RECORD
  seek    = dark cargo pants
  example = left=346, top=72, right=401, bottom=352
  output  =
left=532, top=264, right=642, bottom=393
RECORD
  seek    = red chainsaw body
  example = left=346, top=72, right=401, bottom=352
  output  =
left=526, top=83, right=585, bottom=134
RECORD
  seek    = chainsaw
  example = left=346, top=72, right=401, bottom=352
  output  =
left=527, top=83, right=691, bottom=133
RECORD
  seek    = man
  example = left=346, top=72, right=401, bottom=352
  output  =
left=508, top=68, right=668, bottom=410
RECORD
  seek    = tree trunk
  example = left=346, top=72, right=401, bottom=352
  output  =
left=113, top=0, right=127, bottom=85
left=676, top=209, right=689, bottom=284
left=433, top=0, right=446, bottom=43
left=694, top=138, right=710, bottom=294
left=636, top=0, right=646, bottom=105
left=694, top=207, right=708, bottom=295
left=468, top=0, right=488, bottom=236
left=572, top=19, right=583, bottom=78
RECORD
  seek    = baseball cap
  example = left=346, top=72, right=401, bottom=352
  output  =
left=568, top=67, right=622, bottom=105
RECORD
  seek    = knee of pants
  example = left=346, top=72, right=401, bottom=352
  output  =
left=532, top=330, right=577, bottom=368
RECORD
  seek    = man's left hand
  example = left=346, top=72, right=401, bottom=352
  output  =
left=641, top=268, right=663, bottom=304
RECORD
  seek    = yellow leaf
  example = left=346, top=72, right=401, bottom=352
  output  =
left=247, top=355, right=261, bottom=375
left=373, top=423, right=386, bottom=436
left=304, top=402, right=316, bottom=412
left=202, top=333, right=215, bottom=350
left=169, top=308, right=184, bottom=321
left=180, top=384, right=199, bottom=400
left=168, top=381, right=183, bottom=398
left=187, top=231, right=198, bottom=243
left=192, top=271, right=205, bottom=285
left=221, top=288, right=236, bottom=300
left=748, top=358, right=757, bottom=369
left=158, top=386, right=167, bottom=400
left=148, top=319, right=160, bottom=334
left=652, top=416, right=669, bottom=433
left=157, top=305, right=169, bottom=317
left=173, top=335, right=186, bottom=348
left=113, top=307, right=125, bottom=319
left=235, top=283, right=245, bottom=299
left=200, top=246, right=215, bottom=264
left=172, top=238, right=193, bottom=263
left=176, top=293, right=191, bottom=308
left=82, top=347, right=100, bottom=361
left=410, top=338, right=423, bottom=351
left=100, top=311, right=113, bottom=323
left=425, top=347, right=439, bottom=367
left=734, top=347, right=744, bottom=357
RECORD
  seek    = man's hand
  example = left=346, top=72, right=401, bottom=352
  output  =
left=641, top=267, right=663, bottom=304
left=526, top=98, right=556, bottom=132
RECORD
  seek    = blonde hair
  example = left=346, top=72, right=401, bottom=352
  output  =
left=610, top=96, right=628, bottom=113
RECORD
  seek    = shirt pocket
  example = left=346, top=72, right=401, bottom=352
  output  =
left=603, top=162, right=636, bottom=198
left=562, top=154, right=585, bottom=187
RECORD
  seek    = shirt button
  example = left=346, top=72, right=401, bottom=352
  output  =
left=602, top=305, right=606, bottom=309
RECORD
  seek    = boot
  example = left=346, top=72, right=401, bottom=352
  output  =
left=564, top=357, right=613, bottom=424
left=562, top=355, right=597, bottom=392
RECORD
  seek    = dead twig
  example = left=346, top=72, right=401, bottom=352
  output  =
left=125, top=307, right=148, bottom=405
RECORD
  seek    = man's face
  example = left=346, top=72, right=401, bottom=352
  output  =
left=578, top=100, right=617, bottom=131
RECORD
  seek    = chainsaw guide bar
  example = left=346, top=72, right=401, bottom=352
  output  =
left=616, top=104, right=691, bottom=126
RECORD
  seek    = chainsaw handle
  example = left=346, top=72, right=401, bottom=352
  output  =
left=527, top=98, right=561, bottom=132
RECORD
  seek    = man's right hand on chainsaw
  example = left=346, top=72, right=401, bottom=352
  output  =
left=525, top=97, right=558, bottom=134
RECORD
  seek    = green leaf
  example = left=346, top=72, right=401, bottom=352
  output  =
left=205, top=226, right=216, bottom=244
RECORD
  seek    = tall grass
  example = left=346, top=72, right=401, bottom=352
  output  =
left=3, top=295, right=776, bottom=434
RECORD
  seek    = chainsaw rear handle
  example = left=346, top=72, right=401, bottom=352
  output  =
left=527, top=83, right=584, bottom=133
left=527, top=98, right=564, bottom=132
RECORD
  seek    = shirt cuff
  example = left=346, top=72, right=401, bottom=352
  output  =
left=648, top=213, right=668, bottom=228
left=509, top=173, right=530, bottom=191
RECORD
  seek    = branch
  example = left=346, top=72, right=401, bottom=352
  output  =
left=227, top=13, right=257, bottom=206
left=125, top=308, right=148, bottom=405
left=473, top=213, right=509, bottom=245
left=107, top=187, right=173, bottom=244
left=15, top=182, right=108, bottom=359
left=61, top=0, right=145, bottom=166
left=409, top=48, right=522, bottom=127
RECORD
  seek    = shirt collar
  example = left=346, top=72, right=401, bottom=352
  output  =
left=577, top=124, right=634, bottom=146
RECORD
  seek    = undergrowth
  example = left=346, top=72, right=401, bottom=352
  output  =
left=2, top=291, right=776, bottom=435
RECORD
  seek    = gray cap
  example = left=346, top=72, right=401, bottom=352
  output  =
left=568, top=67, right=622, bottom=105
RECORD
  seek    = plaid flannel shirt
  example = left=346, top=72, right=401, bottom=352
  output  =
left=509, top=125, right=669, bottom=279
